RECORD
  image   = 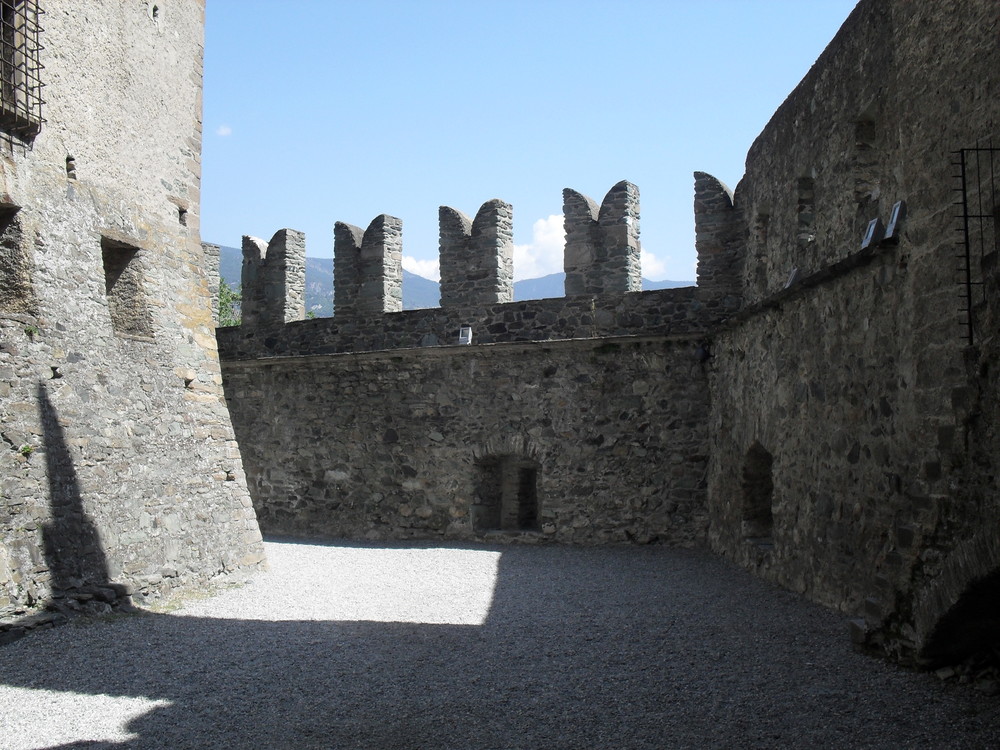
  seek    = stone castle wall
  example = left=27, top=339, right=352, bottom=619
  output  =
left=1, top=0, right=264, bottom=625
left=218, top=181, right=717, bottom=363
left=705, top=0, right=1000, bottom=662
left=214, top=0, right=1000, bottom=665
left=218, top=180, right=714, bottom=546
left=224, top=337, right=709, bottom=545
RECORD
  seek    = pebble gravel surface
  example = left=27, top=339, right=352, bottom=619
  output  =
left=1, top=538, right=998, bottom=749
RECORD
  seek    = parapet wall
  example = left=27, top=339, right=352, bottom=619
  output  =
left=220, top=285, right=707, bottom=359
left=217, top=180, right=722, bottom=361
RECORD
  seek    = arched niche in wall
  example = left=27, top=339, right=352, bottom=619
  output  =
left=920, top=568, right=1000, bottom=671
left=471, top=455, right=540, bottom=533
left=741, top=441, right=774, bottom=543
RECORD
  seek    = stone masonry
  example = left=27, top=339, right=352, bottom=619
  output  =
left=439, top=200, right=514, bottom=308
left=0, top=0, right=265, bottom=633
left=704, top=0, right=1000, bottom=664
left=215, top=0, right=1000, bottom=667
left=563, top=180, right=641, bottom=296
left=220, top=180, right=713, bottom=548
left=333, top=216, right=403, bottom=318
left=2, top=0, right=997, bottom=672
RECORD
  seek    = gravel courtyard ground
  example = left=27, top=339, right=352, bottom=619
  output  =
left=1, top=538, right=998, bottom=749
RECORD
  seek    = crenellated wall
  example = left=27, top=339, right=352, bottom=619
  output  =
left=213, top=0, right=1000, bottom=669
left=218, top=181, right=710, bottom=360
left=217, top=180, right=714, bottom=546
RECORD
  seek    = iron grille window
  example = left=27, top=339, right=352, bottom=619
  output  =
left=0, top=0, right=42, bottom=139
left=953, top=146, right=998, bottom=345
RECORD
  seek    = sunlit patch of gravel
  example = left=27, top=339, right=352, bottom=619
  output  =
left=1, top=538, right=998, bottom=749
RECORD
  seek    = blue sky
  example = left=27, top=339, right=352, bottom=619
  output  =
left=201, top=0, right=858, bottom=283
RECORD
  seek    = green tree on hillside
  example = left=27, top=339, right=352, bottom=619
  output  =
left=218, top=279, right=242, bottom=327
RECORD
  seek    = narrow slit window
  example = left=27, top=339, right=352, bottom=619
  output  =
left=796, top=177, right=816, bottom=251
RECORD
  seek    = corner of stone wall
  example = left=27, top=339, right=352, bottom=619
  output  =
left=439, top=199, right=513, bottom=306
left=240, top=229, right=306, bottom=328
left=202, top=241, right=220, bottom=325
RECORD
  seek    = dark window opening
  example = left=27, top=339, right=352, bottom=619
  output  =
left=853, top=118, right=879, bottom=207
left=101, top=237, right=153, bottom=340
left=741, top=441, right=774, bottom=543
left=473, top=456, right=539, bottom=533
left=796, top=177, right=815, bottom=251
left=0, top=204, right=31, bottom=312
left=0, top=0, right=43, bottom=140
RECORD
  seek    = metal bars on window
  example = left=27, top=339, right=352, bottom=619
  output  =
left=953, top=146, right=999, bottom=346
left=0, top=0, right=42, bottom=139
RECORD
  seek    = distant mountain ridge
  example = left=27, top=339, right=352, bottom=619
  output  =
left=215, top=245, right=693, bottom=316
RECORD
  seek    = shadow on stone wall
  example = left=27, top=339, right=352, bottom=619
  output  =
left=2, top=384, right=132, bottom=640
left=37, top=381, right=114, bottom=600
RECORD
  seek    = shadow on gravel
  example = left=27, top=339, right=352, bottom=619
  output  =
left=2, top=542, right=1000, bottom=749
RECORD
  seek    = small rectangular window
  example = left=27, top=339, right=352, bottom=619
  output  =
left=0, top=0, right=43, bottom=139
left=102, top=237, right=154, bottom=340
left=0, top=204, right=31, bottom=312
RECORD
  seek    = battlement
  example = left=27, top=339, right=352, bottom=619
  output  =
left=235, top=182, right=653, bottom=329
left=218, top=179, right=734, bottom=359
left=693, top=172, right=742, bottom=309
left=334, top=215, right=403, bottom=318
left=563, top=180, right=641, bottom=295
left=241, top=229, right=306, bottom=328
left=439, top=199, right=514, bottom=307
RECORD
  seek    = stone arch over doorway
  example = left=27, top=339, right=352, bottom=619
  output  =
left=914, top=531, right=1000, bottom=669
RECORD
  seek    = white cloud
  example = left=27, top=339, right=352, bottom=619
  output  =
left=404, top=217, right=680, bottom=284
left=402, top=254, right=440, bottom=281
left=513, top=214, right=565, bottom=281
left=216, top=125, right=232, bottom=136
left=640, top=247, right=670, bottom=280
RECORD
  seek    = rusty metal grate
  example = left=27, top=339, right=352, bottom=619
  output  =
left=0, top=0, right=43, bottom=140
left=953, top=145, right=999, bottom=346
